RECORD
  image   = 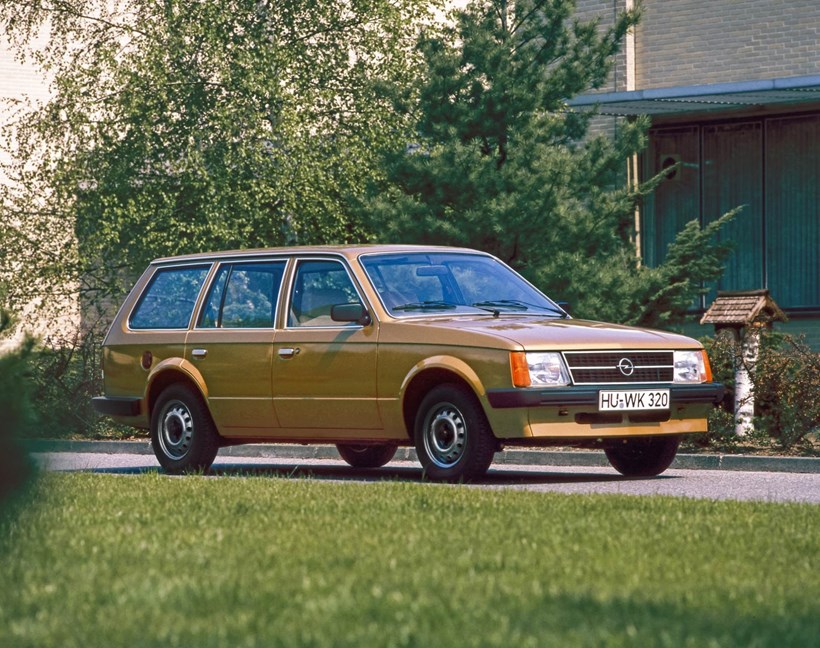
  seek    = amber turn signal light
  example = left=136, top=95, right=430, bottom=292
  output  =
left=510, top=352, right=531, bottom=388
left=701, top=350, right=713, bottom=383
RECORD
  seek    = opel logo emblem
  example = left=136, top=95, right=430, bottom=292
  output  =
left=617, top=357, right=635, bottom=376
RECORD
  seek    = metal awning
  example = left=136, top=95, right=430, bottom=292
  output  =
left=567, top=74, right=820, bottom=116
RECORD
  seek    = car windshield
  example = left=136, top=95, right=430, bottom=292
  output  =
left=360, top=252, right=567, bottom=318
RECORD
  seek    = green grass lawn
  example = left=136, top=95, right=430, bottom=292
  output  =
left=1, top=473, right=818, bottom=647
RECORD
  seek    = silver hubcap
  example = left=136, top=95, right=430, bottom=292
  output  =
left=159, top=400, right=194, bottom=460
left=424, top=403, right=466, bottom=468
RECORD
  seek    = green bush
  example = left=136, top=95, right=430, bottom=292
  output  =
left=752, top=332, right=820, bottom=449
left=24, top=326, right=136, bottom=439
left=29, top=330, right=104, bottom=438
left=701, top=329, right=819, bottom=451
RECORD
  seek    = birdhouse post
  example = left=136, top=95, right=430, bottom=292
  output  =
left=700, top=290, right=787, bottom=436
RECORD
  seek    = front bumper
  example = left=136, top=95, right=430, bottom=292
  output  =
left=486, top=382, right=725, bottom=409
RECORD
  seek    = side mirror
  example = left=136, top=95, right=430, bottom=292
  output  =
left=556, top=301, right=571, bottom=316
left=330, top=303, right=372, bottom=326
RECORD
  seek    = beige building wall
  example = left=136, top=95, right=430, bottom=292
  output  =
left=1, top=35, right=79, bottom=348
left=0, top=34, right=50, bottom=173
left=0, top=40, right=49, bottom=104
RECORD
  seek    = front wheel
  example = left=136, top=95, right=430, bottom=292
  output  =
left=336, top=444, right=397, bottom=468
left=604, top=436, right=681, bottom=477
left=151, top=384, right=220, bottom=474
left=414, top=384, right=496, bottom=482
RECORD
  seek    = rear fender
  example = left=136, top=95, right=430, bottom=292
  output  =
left=145, top=357, right=209, bottom=413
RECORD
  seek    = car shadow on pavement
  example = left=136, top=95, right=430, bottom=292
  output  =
left=83, top=462, right=678, bottom=485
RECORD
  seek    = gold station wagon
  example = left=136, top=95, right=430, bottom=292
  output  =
left=92, top=245, right=723, bottom=480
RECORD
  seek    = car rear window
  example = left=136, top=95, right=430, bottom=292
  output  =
left=130, top=265, right=210, bottom=330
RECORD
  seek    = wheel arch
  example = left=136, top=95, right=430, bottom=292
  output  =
left=400, top=357, right=489, bottom=440
left=146, top=359, right=209, bottom=419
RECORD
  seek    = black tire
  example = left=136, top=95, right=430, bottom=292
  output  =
left=604, top=436, right=681, bottom=477
left=414, top=383, right=496, bottom=482
left=150, top=383, right=220, bottom=474
left=336, top=444, right=397, bottom=468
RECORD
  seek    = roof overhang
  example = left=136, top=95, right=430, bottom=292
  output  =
left=567, top=74, right=820, bottom=117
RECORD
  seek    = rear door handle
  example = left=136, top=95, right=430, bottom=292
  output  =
left=191, top=348, right=208, bottom=359
left=278, top=347, right=300, bottom=359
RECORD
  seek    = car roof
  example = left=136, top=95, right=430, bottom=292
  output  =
left=150, top=244, right=490, bottom=265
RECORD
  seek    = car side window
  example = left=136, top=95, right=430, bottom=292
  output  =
left=199, top=261, right=286, bottom=329
left=288, top=260, right=360, bottom=327
left=130, top=265, right=210, bottom=330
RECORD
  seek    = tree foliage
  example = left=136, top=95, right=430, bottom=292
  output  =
left=0, top=0, right=440, bottom=314
left=362, top=0, right=735, bottom=327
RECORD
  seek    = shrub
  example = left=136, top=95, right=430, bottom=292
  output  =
left=24, top=326, right=137, bottom=439
left=29, top=330, right=104, bottom=438
left=752, top=332, right=820, bottom=449
left=701, top=329, right=820, bottom=450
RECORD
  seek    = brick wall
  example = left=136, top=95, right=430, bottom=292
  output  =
left=572, top=1, right=633, bottom=140
left=635, top=0, right=820, bottom=88
left=575, top=0, right=632, bottom=93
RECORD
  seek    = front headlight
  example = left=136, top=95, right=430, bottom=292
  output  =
left=510, top=352, right=571, bottom=388
left=673, top=350, right=711, bottom=383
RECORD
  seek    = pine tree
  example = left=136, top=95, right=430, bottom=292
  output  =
left=363, top=0, right=734, bottom=327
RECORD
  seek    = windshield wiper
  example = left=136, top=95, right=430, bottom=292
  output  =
left=392, top=300, right=458, bottom=311
left=472, top=300, right=569, bottom=318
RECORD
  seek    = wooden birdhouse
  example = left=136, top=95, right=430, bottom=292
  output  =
left=701, top=290, right=787, bottom=435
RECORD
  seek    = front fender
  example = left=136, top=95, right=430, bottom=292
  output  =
left=394, top=353, right=533, bottom=440
left=399, top=355, right=487, bottom=401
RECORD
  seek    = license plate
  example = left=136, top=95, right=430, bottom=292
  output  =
left=598, top=389, right=670, bottom=411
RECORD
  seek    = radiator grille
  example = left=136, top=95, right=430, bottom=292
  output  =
left=563, top=351, right=674, bottom=384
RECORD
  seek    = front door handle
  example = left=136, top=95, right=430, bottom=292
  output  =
left=191, top=348, right=208, bottom=359
left=278, top=347, right=300, bottom=359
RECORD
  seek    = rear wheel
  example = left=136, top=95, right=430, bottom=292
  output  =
left=151, top=384, right=220, bottom=474
left=604, top=436, right=681, bottom=477
left=414, top=383, right=496, bottom=482
left=336, top=444, right=397, bottom=468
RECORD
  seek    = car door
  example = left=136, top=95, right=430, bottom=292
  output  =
left=185, top=259, right=286, bottom=437
left=272, top=257, right=382, bottom=436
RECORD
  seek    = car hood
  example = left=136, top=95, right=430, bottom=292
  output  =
left=385, top=315, right=701, bottom=351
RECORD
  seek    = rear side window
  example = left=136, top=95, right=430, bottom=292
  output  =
left=130, top=265, right=210, bottom=330
left=198, top=261, right=287, bottom=328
